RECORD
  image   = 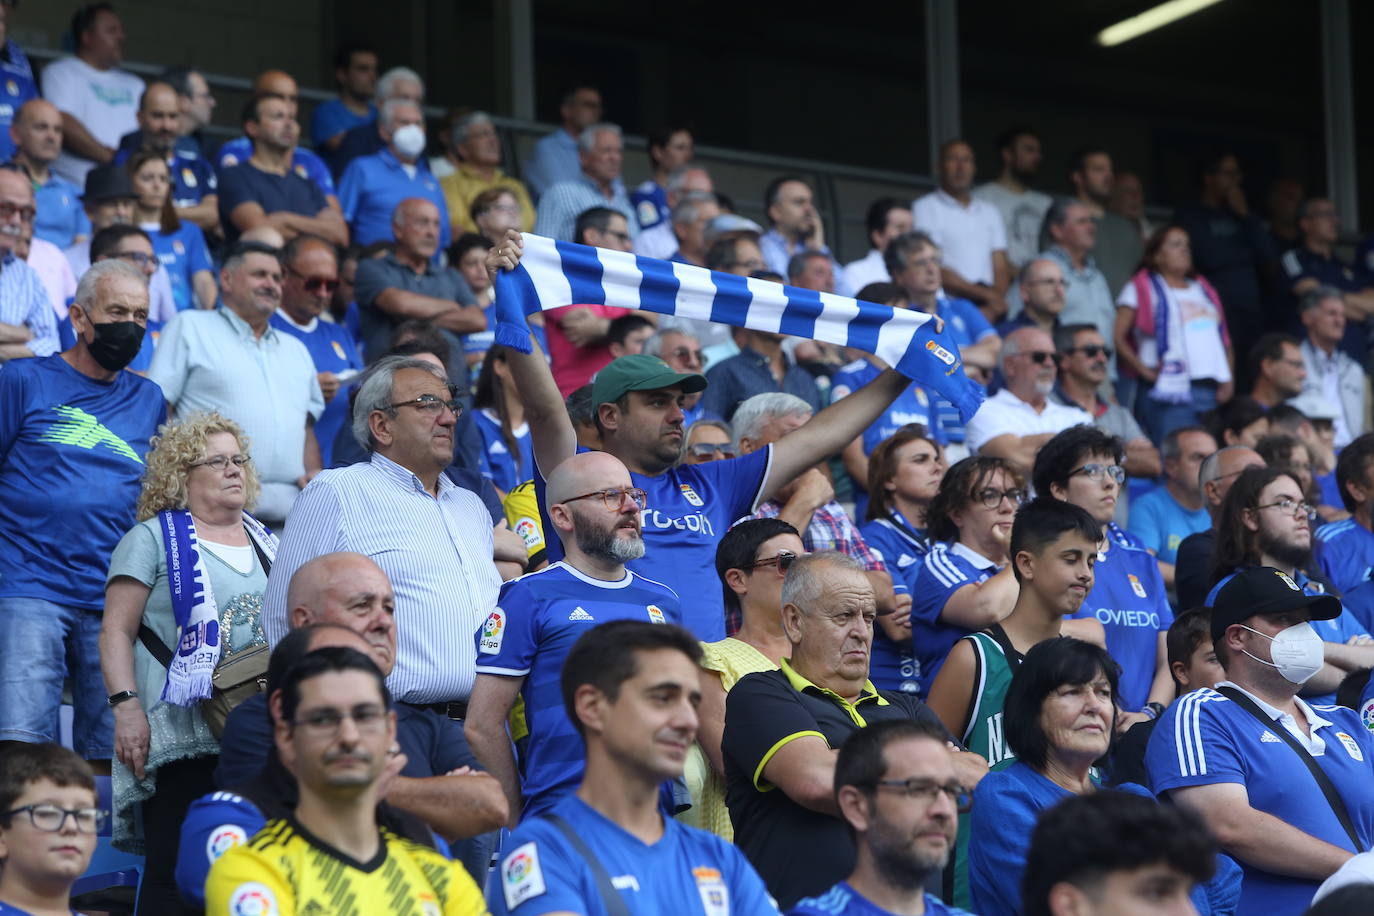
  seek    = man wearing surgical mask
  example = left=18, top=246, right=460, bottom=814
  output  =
left=0, top=258, right=167, bottom=768
left=337, top=99, right=452, bottom=251
left=1146, top=563, right=1374, bottom=916
left=1205, top=465, right=1374, bottom=704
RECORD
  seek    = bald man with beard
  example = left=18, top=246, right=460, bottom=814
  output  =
left=466, top=451, right=684, bottom=824
left=205, top=551, right=507, bottom=883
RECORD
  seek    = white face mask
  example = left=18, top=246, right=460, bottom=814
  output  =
left=392, top=124, right=426, bottom=159
left=1239, top=621, right=1324, bottom=684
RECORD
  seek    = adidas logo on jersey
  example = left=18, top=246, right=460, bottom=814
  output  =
left=1260, top=730, right=1281, bottom=744
left=569, top=607, right=595, bottom=621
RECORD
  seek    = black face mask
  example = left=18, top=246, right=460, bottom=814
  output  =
left=85, top=319, right=144, bottom=371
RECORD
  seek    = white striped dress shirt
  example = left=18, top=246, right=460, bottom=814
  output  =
left=262, top=451, right=500, bottom=703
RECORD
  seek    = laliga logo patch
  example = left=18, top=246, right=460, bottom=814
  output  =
left=1276, top=570, right=1300, bottom=591
left=1337, top=731, right=1365, bottom=762
left=229, top=882, right=278, bottom=916
left=1128, top=573, right=1147, bottom=599
left=679, top=483, right=704, bottom=507
left=1361, top=697, right=1374, bottom=732
left=418, top=894, right=441, bottom=916
left=514, top=516, right=541, bottom=547
left=502, top=843, right=546, bottom=910
left=693, top=866, right=730, bottom=916
left=206, top=823, right=247, bottom=861
left=647, top=605, right=666, bottom=624
left=479, top=609, right=506, bottom=654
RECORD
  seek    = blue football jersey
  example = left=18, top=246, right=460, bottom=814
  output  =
left=1316, top=519, right=1374, bottom=594
left=491, top=795, right=777, bottom=916
left=474, top=562, right=680, bottom=819
left=1070, top=539, right=1171, bottom=712
left=473, top=408, right=534, bottom=494
left=268, top=313, right=363, bottom=468
left=147, top=221, right=213, bottom=311
left=1148, top=687, right=1374, bottom=915
left=910, top=541, right=1001, bottom=698
left=859, top=513, right=929, bottom=695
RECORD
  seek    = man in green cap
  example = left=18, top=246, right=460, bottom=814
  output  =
left=487, top=230, right=911, bottom=640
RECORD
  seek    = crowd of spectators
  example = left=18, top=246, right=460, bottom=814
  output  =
left=4, top=5, right=1374, bottom=915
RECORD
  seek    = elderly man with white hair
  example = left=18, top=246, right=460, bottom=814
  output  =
left=0, top=258, right=165, bottom=762
left=633, top=165, right=714, bottom=260
left=964, top=326, right=1091, bottom=478
left=533, top=122, right=637, bottom=242
left=439, top=110, right=535, bottom=236
left=338, top=96, right=450, bottom=249
left=736, top=392, right=906, bottom=628
left=643, top=323, right=713, bottom=425
left=329, top=65, right=425, bottom=175
left=264, top=354, right=523, bottom=713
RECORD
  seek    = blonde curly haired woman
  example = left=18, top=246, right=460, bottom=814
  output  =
left=99, top=412, right=277, bottom=913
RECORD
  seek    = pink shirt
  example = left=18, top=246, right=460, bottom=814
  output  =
left=545, top=303, right=632, bottom=397
left=28, top=237, right=78, bottom=319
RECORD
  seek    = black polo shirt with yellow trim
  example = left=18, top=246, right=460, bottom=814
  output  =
left=721, top=658, right=946, bottom=909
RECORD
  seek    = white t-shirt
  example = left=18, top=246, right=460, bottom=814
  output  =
left=42, top=56, right=144, bottom=186
left=972, top=182, right=1053, bottom=269
left=965, top=387, right=1093, bottom=453
left=1118, top=278, right=1231, bottom=383
left=912, top=190, right=1007, bottom=286
left=842, top=248, right=890, bottom=294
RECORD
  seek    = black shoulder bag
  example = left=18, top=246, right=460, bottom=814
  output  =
left=1215, top=685, right=1363, bottom=851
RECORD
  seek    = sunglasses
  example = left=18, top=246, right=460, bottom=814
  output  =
left=746, top=550, right=799, bottom=573
left=1064, top=344, right=1113, bottom=360
left=689, top=442, right=735, bottom=459
left=287, top=265, right=340, bottom=294
left=1019, top=350, right=1056, bottom=365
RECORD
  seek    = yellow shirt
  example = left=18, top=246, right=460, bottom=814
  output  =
left=205, top=817, right=488, bottom=916
left=441, top=164, right=536, bottom=236
left=679, top=637, right=777, bottom=840
left=503, top=479, right=546, bottom=568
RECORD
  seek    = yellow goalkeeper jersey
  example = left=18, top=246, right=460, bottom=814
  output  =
left=205, top=816, right=488, bottom=916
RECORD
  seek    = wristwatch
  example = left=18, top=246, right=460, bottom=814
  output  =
left=1143, top=701, right=1167, bottom=720
left=107, top=690, right=139, bottom=708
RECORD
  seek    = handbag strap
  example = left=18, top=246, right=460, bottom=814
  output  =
left=138, top=624, right=175, bottom=669
left=544, top=812, right=632, bottom=916
left=1216, top=685, right=1363, bottom=851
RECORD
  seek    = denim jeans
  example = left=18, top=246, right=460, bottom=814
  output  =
left=0, top=595, right=112, bottom=758
left=1136, top=382, right=1219, bottom=447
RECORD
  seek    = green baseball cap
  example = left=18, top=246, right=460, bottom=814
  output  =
left=590, top=354, right=707, bottom=408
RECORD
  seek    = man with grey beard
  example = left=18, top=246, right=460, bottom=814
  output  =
left=965, top=325, right=1091, bottom=479
left=464, top=450, right=684, bottom=824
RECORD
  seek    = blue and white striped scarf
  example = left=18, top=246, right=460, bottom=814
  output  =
left=492, top=234, right=985, bottom=421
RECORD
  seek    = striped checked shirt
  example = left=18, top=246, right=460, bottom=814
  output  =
left=0, top=252, right=58, bottom=358
left=262, top=452, right=501, bottom=703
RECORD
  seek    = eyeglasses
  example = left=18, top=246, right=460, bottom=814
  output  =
left=1070, top=463, right=1125, bottom=484
left=1253, top=497, right=1317, bottom=521
left=113, top=250, right=158, bottom=268
left=290, top=704, right=388, bottom=737
left=974, top=487, right=1025, bottom=509
left=561, top=487, right=649, bottom=512
left=872, top=779, right=971, bottom=813
left=1019, top=350, right=1056, bottom=365
left=668, top=346, right=705, bottom=366
left=0, top=201, right=36, bottom=223
left=286, top=265, right=340, bottom=294
left=191, top=454, right=251, bottom=471
left=688, top=442, right=735, bottom=460
left=606, top=230, right=632, bottom=245
left=380, top=392, right=464, bottom=417
left=746, top=549, right=799, bottom=573
left=2, top=804, right=107, bottom=834
left=1064, top=344, right=1112, bottom=360
left=1028, top=278, right=1069, bottom=288
left=905, top=256, right=942, bottom=270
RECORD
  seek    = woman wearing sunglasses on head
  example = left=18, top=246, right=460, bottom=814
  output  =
left=1115, top=224, right=1235, bottom=442
left=683, top=418, right=735, bottom=465
left=683, top=518, right=806, bottom=840
left=909, top=456, right=1024, bottom=699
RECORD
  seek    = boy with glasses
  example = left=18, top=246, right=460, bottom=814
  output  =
left=1033, top=426, right=1174, bottom=727
left=206, top=647, right=487, bottom=914
left=0, top=743, right=101, bottom=916
left=465, top=450, right=681, bottom=824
